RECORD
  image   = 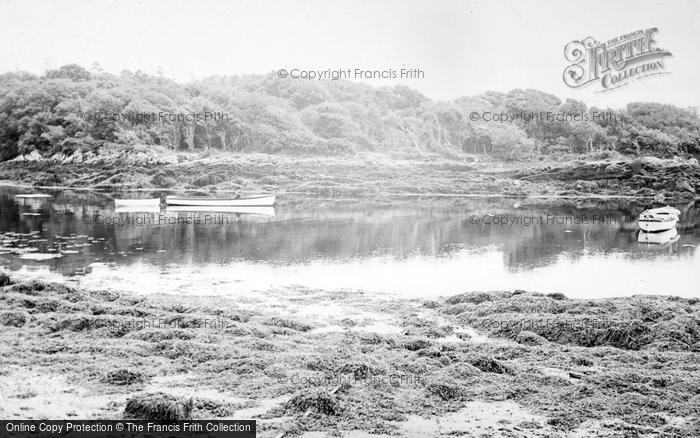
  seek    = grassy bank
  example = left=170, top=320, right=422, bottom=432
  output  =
left=1, top=152, right=698, bottom=203
left=0, top=273, right=698, bottom=436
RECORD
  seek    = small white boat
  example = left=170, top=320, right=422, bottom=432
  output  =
left=14, top=193, right=52, bottom=198
left=165, top=194, right=276, bottom=207
left=638, top=206, right=680, bottom=232
left=638, top=227, right=679, bottom=245
left=114, top=198, right=161, bottom=207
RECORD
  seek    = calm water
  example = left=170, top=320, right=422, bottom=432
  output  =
left=1, top=188, right=698, bottom=299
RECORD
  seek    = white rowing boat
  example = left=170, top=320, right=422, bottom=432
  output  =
left=638, top=206, right=680, bottom=232
left=165, top=194, right=276, bottom=207
left=114, top=198, right=161, bottom=207
left=14, top=193, right=51, bottom=198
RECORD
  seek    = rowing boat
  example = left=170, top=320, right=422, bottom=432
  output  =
left=164, top=194, right=276, bottom=207
left=14, top=193, right=51, bottom=198
left=114, top=198, right=161, bottom=207
left=638, top=206, right=680, bottom=232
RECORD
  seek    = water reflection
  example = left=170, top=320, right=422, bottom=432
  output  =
left=638, top=228, right=679, bottom=245
left=0, top=188, right=698, bottom=298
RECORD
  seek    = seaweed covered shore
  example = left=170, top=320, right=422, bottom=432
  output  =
left=0, top=273, right=698, bottom=437
left=1, top=152, right=698, bottom=203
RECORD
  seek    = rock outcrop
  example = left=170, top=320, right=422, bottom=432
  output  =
left=513, top=157, right=699, bottom=200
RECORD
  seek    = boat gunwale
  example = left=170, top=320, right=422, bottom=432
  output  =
left=638, top=217, right=677, bottom=223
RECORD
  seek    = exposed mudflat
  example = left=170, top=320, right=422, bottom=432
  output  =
left=0, top=272, right=698, bottom=437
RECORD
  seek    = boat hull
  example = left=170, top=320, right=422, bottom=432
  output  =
left=165, top=195, right=275, bottom=207
left=14, top=194, right=52, bottom=198
left=638, top=218, right=677, bottom=232
left=114, top=198, right=161, bottom=207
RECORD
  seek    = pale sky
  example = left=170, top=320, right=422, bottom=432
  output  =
left=0, top=0, right=698, bottom=109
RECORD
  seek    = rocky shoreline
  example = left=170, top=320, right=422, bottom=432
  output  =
left=0, top=273, right=698, bottom=437
left=1, top=152, right=698, bottom=203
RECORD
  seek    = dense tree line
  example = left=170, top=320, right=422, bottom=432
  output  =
left=1, top=63, right=699, bottom=162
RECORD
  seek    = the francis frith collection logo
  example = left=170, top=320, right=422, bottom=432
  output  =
left=563, top=28, right=672, bottom=92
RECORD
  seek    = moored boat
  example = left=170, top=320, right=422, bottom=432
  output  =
left=14, top=193, right=52, bottom=198
left=638, top=206, right=680, bottom=232
left=165, top=194, right=276, bottom=207
left=114, top=198, right=161, bottom=207
left=14, top=193, right=51, bottom=208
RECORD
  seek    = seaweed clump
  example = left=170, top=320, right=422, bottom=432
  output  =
left=424, top=374, right=464, bottom=400
left=102, top=369, right=148, bottom=385
left=471, top=357, right=512, bottom=374
left=124, top=392, right=194, bottom=421
left=515, top=330, right=547, bottom=346
left=0, top=272, right=12, bottom=287
left=285, top=390, right=339, bottom=415
left=0, top=311, right=27, bottom=327
left=266, top=317, right=313, bottom=332
left=403, top=338, right=431, bottom=351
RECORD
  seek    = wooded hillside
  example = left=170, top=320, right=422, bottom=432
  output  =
left=1, top=64, right=699, bottom=162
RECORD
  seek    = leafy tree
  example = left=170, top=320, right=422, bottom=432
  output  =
left=45, top=64, right=91, bottom=81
